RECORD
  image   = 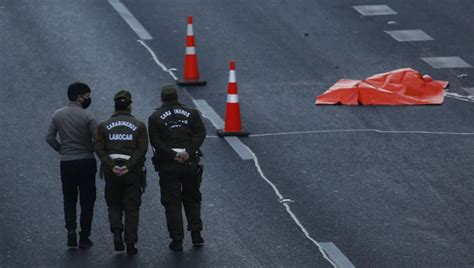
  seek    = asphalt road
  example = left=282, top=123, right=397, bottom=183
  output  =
left=1, top=0, right=474, bottom=267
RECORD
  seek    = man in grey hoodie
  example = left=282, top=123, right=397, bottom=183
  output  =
left=45, top=82, right=98, bottom=249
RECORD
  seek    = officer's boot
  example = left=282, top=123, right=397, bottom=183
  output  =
left=191, top=231, right=204, bottom=246
left=67, top=230, right=77, bottom=247
left=169, top=239, right=183, bottom=251
left=78, top=233, right=93, bottom=249
left=113, top=229, right=125, bottom=251
left=126, top=243, right=138, bottom=255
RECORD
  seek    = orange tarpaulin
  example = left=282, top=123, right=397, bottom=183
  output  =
left=315, top=68, right=448, bottom=105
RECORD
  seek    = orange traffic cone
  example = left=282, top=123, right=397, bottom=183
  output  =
left=177, top=16, right=207, bottom=86
left=217, top=61, right=249, bottom=137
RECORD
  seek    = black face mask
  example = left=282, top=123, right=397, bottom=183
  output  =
left=81, top=97, right=91, bottom=109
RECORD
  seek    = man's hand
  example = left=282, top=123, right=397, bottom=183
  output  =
left=174, top=151, right=189, bottom=163
left=112, top=166, right=122, bottom=175
left=112, top=165, right=129, bottom=176
left=119, top=166, right=129, bottom=176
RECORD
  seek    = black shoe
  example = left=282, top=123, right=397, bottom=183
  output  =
left=126, top=244, right=138, bottom=255
left=78, top=237, right=93, bottom=249
left=169, top=239, right=183, bottom=251
left=191, top=232, right=204, bottom=246
left=67, top=231, right=77, bottom=247
left=113, top=230, right=125, bottom=252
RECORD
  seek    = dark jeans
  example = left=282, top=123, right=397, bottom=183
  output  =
left=159, top=161, right=203, bottom=240
left=60, top=158, right=97, bottom=238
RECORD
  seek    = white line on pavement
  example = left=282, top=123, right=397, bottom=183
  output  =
left=139, top=32, right=344, bottom=268
left=353, top=5, right=397, bottom=16
left=445, top=92, right=474, bottom=103
left=192, top=101, right=339, bottom=265
left=248, top=128, right=474, bottom=138
left=384, top=29, right=434, bottom=42
left=108, top=0, right=153, bottom=40
left=192, top=100, right=225, bottom=129
left=421, top=56, right=472, bottom=69
left=222, top=136, right=254, bottom=160
left=193, top=100, right=253, bottom=160
left=241, top=143, right=338, bottom=267
left=137, top=40, right=178, bottom=81
left=320, top=243, right=355, bottom=268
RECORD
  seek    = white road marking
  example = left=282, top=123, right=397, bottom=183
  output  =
left=445, top=92, right=474, bottom=103
left=137, top=40, right=178, bottom=81
left=248, top=128, right=474, bottom=138
left=421, top=56, right=472, bottom=69
left=140, top=33, right=345, bottom=268
left=241, top=143, right=338, bottom=268
left=320, top=243, right=355, bottom=268
left=223, top=136, right=254, bottom=160
left=108, top=0, right=152, bottom=40
left=193, top=100, right=253, bottom=160
left=136, top=42, right=250, bottom=159
left=192, top=100, right=224, bottom=129
left=194, top=99, right=339, bottom=266
left=353, top=5, right=397, bottom=16
left=385, top=29, right=434, bottom=42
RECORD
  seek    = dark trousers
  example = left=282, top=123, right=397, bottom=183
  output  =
left=159, top=162, right=203, bottom=240
left=60, top=158, right=97, bottom=238
left=104, top=169, right=142, bottom=244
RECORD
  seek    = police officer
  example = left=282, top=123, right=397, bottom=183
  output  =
left=95, top=90, right=148, bottom=255
left=148, top=84, right=206, bottom=251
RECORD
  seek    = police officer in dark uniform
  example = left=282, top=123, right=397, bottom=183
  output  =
left=148, top=84, right=206, bottom=251
left=95, top=90, right=148, bottom=255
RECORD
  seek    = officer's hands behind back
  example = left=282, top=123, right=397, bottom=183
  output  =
left=113, top=165, right=129, bottom=176
left=174, top=151, right=189, bottom=163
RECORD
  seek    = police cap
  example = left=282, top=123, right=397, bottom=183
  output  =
left=114, top=90, right=132, bottom=103
left=161, top=84, right=178, bottom=101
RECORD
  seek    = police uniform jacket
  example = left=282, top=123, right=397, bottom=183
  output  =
left=96, top=110, right=148, bottom=171
left=148, top=100, right=206, bottom=163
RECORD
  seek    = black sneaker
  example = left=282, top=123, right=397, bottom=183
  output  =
left=67, top=231, right=77, bottom=247
left=191, top=232, right=204, bottom=246
left=113, top=230, right=125, bottom=252
left=126, top=244, right=138, bottom=255
left=78, top=237, right=93, bottom=249
left=169, top=239, right=183, bottom=251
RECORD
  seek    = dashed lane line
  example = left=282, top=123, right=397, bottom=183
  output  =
left=108, top=0, right=152, bottom=40
left=353, top=3, right=472, bottom=77
left=421, top=56, right=473, bottom=69
left=384, top=29, right=434, bottom=42
left=320, top=243, right=355, bottom=268
left=353, top=5, right=397, bottom=16
left=192, top=100, right=254, bottom=160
